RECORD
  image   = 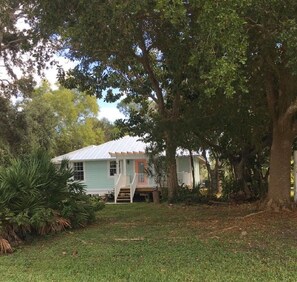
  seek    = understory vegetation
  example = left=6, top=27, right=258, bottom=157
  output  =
left=0, top=203, right=296, bottom=281
left=0, top=151, right=104, bottom=254
left=162, top=184, right=217, bottom=204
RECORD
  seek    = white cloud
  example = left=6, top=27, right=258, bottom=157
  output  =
left=98, top=107, right=125, bottom=122
left=40, top=56, right=76, bottom=89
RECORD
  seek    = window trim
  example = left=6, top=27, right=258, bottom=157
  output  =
left=73, top=161, right=85, bottom=181
left=108, top=160, right=117, bottom=178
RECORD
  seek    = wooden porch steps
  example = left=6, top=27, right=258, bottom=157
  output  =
left=116, top=187, right=154, bottom=203
left=116, top=188, right=130, bottom=203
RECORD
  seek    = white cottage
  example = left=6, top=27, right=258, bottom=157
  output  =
left=52, top=136, right=204, bottom=203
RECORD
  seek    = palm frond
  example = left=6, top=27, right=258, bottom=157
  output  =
left=0, top=238, right=12, bottom=254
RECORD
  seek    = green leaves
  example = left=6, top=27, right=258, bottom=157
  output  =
left=0, top=150, right=103, bottom=252
left=21, top=83, right=105, bottom=156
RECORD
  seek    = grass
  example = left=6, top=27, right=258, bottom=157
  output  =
left=1, top=203, right=297, bottom=281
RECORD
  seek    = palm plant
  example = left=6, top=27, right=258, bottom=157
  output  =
left=0, top=150, right=102, bottom=254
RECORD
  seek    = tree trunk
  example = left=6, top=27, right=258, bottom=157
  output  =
left=202, top=149, right=212, bottom=189
left=267, top=123, right=293, bottom=204
left=166, top=140, right=178, bottom=203
left=294, top=150, right=297, bottom=203
left=263, top=67, right=297, bottom=206
left=189, top=150, right=195, bottom=189
left=213, top=155, right=221, bottom=194
left=232, top=157, right=244, bottom=188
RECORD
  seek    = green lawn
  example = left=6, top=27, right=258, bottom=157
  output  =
left=1, top=203, right=297, bottom=281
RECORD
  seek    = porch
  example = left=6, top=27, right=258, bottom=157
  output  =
left=114, top=171, right=193, bottom=203
left=110, top=152, right=194, bottom=203
left=113, top=173, right=155, bottom=203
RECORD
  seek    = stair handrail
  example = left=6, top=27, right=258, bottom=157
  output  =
left=114, top=173, right=122, bottom=203
left=130, top=173, right=137, bottom=203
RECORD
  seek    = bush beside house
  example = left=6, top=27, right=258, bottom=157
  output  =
left=0, top=151, right=104, bottom=254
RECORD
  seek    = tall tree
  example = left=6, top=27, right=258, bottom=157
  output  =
left=33, top=0, right=246, bottom=202
left=33, top=0, right=187, bottom=201
left=21, top=83, right=105, bottom=155
left=185, top=1, right=297, bottom=205
left=243, top=1, right=297, bottom=206
left=20, top=83, right=57, bottom=154
left=0, top=96, right=26, bottom=163
left=0, top=0, right=55, bottom=97
left=180, top=80, right=271, bottom=198
left=97, top=118, right=120, bottom=142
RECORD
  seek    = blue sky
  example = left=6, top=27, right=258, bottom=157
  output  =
left=98, top=99, right=125, bottom=122
left=12, top=20, right=124, bottom=122
left=43, top=57, right=124, bottom=122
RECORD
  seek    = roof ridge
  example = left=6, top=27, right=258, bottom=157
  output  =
left=52, top=135, right=147, bottom=162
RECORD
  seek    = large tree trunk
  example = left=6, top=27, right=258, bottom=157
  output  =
left=264, top=68, right=297, bottom=207
left=267, top=123, right=293, bottom=204
left=166, top=139, right=178, bottom=203
left=189, top=150, right=195, bottom=189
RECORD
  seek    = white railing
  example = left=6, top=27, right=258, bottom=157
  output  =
left=130, top=174, right=137, bottom=203
left=114, top=173, right=159, bottom=203
left=177, top=172, right=192, bottom=186
left=114, top=174, right=126, bottom=203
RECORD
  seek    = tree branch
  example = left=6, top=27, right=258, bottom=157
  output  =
left=245, top=17, right=266, bottom=31
left=137, top=35, right=165, bottom=114
left=121, top=67, right=158, bottom=104
left=0, top=37, right=26, bottom=51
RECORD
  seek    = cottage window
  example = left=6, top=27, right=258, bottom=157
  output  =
left=73, top=162, right=84, bottom=181
left=109, top=161, right=117, bottom=176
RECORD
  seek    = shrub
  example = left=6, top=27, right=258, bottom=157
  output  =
left=159, top=186, right=168, bottom=202
left=0, top=150, right=104, bottom=254
left=221, top=176, right=265, bottom=201
left=176, top=184, right=217, bottom=204
left=221, top=177, right=241, bottom=200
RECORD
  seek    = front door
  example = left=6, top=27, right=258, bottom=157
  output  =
left=135, top=159, right=147, bottom=186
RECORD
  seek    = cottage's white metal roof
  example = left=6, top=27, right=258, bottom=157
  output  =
left=52, top=135, right=205, bottom=163
left=52, top=136, right=148, bottom=162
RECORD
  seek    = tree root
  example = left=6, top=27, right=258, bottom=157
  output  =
left=114, top=237, right=144, bottom=241
left=207, top=226, right=238, bottom=236
left=259, top=198, right=296, bottom=212
left=240, top=210, right=266, bottom=219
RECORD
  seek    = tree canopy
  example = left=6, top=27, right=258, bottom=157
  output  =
left=0, top=0, right=55, bottom=97
left=1, top=0, right=297, bottom=205
left=21, top=83, right=105, bottom=155
left=32, top=0, right=249, bottom=202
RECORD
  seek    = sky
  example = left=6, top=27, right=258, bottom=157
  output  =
left=42, top=57, right=125, bottom=122
left=12, top=18, right=124, bottom=122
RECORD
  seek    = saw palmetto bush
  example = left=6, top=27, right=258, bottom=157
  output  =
left=0, top=151, right=103, bottom=254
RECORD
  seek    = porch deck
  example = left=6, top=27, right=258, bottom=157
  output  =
left=136, top=187, right=154, bottom=192
left=114, top=172, right=192, bottom=203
